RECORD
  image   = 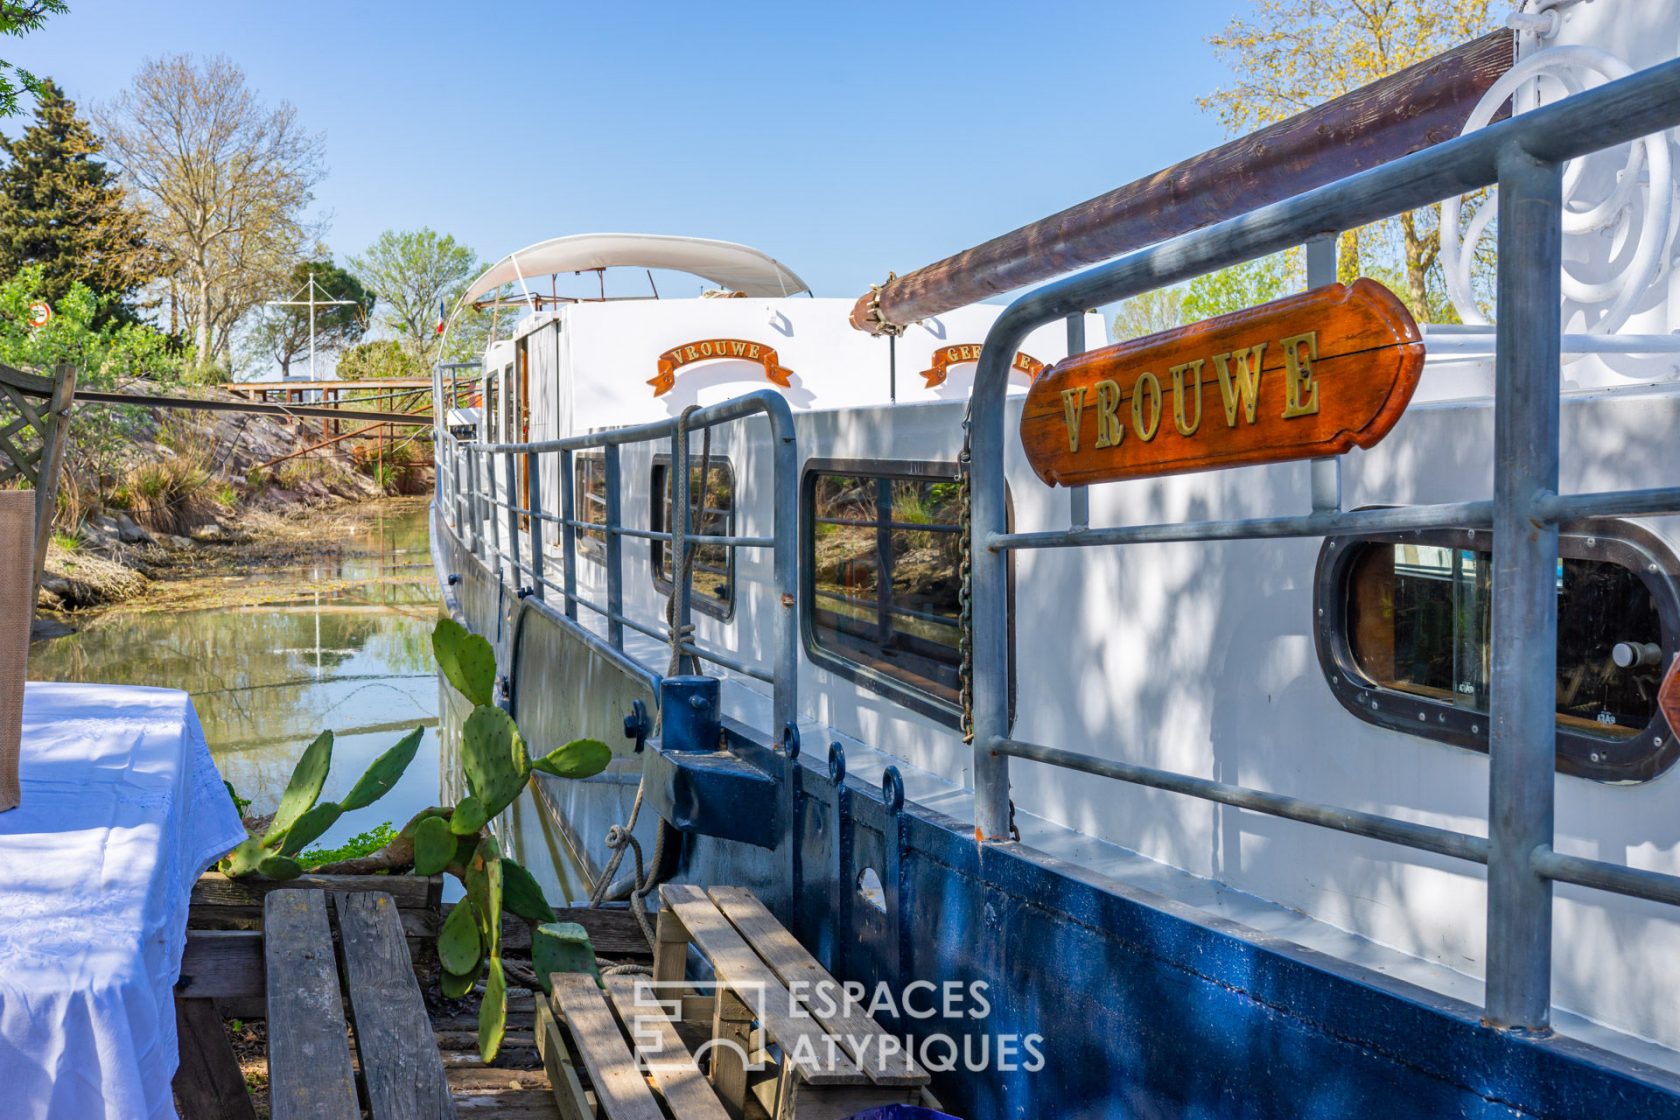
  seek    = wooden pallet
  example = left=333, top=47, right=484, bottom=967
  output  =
left=539, top=884, right=930, bottom=1120
left=177, top=872, right=653, bottom=1118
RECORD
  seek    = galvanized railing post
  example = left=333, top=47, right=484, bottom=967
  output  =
left=483, top=446, right=502, bottom=575
left=971, top=322, right=1032, bottom=840
left=559, top=449, right=577, bottom=621
left=1484, top=147, right=1563, bottom=1033
left=1306, top=234, right=1342, bottom=513
left=770, top=403, right=799, bottom=738
left=604, top=445, right=624, bottom=648
left=450, top=441, right=463, bottom=536
left=673, top=428, right=695, bottom=672
left=1066, top=313, right=1089, bottom=530
left=465, top=445, right=481, bottom=560
left=526, top=450, right=545, bottom=601
left=502, top=452, right=522, bottom=589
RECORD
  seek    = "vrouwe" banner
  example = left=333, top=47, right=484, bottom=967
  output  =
left=649, top=339, right=793, bottom=397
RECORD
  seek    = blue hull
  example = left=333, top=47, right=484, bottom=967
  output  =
left=435, top=508, right=1680, bottom=1120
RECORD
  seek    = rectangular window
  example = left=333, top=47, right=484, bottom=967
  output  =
left=574, top=453, right=607, bottom=560
left=804, top=463, right=971, bottom=720
left=650, top=458, right=735, bottom=617
left=483, top=378, right=500, bottom=442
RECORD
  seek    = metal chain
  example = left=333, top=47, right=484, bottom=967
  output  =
left=957, top=406, right=975, bottom=745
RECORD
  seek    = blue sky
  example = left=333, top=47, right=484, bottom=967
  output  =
left=12, top=0, right=1239, bottom=301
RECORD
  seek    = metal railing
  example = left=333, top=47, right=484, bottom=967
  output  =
left=966, top=57, right=1680, bottom=1035
left=434, top=389, right=799, bottom=735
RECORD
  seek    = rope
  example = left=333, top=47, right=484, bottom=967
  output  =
left=861, top=271, right=906, bottom=337
left=589, top=404, right=710, bottom=948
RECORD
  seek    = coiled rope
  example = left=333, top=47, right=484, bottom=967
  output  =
left=588, top=405, right=713, bottom=947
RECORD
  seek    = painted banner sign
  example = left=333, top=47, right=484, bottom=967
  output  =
left=922, top=344, right=1045, bottom=389
left=1019, top=279, right=1424, bottom=486
left=649, top=338, right=793, bottom=396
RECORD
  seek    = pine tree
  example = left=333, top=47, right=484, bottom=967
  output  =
left=0, top=78, right=155, bottom=325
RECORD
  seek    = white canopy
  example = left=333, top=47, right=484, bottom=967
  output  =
left=461, top=233, right=810, bottom=303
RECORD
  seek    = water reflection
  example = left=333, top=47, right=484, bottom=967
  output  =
left=29, top=502, right=444, bottom=856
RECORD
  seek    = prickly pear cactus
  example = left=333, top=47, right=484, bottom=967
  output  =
left=224, top=617, right=616, bottom=1063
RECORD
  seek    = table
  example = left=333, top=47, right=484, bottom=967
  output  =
left=0, top=682, right=246, bottom=1119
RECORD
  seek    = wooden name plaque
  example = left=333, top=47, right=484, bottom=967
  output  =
left=1019, top=279, right=1424, bottom=486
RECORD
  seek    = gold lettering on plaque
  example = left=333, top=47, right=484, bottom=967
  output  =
left=1093, top=379, right=1125, bottom=449
left=1213, top=343, right=1266, bottom=427
left=1280, top=331, right=1321, bottom=419
left=1060, top=386, right=1087, bottom=453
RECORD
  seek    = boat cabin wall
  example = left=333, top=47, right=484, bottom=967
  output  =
left=528, top=297, right=1093, bottom=434
left=544, top=375, right=1680, bottom=1054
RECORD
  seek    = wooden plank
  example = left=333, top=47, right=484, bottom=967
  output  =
left=179, top=929, right=264, bottom=1000
left=711, top=986, right=755, bottom=1111
left=604, top=974, right=732, bottom=1120
left=335, top=891, right=457, bottom=1119
left=535, top=1000, right=597, bottom=1120
left=441, top=902, right=649, bottom=958
left=172, top=996, right=259, bottom=1120
left=194, top=871, right=437, bottom=916
left=709, top=886, right=926, bottom=1087
left=263, top=890, right=359, bottom=1120
left=767, top=1071, right=916, bottom=1120
left=550, top=973, right=666, bottom=1120
left=1020, top=279, right=1424, bottom=487
left=847, top=30, right=1514, bottom=334
left=660, top=884, right=866, bottom=1086
left=653, top=905, right=688, bottom=984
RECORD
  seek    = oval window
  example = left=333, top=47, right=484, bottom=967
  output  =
left=1314, top=521, right=1680, bottom=782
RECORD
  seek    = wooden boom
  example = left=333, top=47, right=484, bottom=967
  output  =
left=848, top=30, right=1514, bottom=335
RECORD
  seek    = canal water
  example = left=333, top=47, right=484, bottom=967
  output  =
left=29, top=501, right=447, bottom=864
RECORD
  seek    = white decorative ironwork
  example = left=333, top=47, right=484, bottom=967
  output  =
left=1440, top=44, right=1676, bottom=335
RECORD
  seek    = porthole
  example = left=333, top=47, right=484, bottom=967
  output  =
left=1313, top=519, right=1680, bottom=782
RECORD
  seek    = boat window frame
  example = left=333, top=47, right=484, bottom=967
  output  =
left=649, top=453, right=737, bottom=622
left=573, top=451, right=607, bottom=562
left=1313, top=517, right=1680, bottom=782
left=800, top=457, right=1015, bottom=730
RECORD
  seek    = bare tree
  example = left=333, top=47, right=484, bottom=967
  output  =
left=96, top=55, right=324, bottom=367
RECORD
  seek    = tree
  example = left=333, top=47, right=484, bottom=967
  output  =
left=337, top=338, right=424, bottom=382
left=0, top=79, right=155, bottom=326
left=1109, top=251, right=1305, bottom=339
left=95, top=55, right=324, bottom=366
left=0, top=2, right=65, bottom=117
left=1201, top=0, right=1503, bottom=318
left=251, top=259, right=373, bottom=378
left=350, top=228, right=478, bottom=368
left=1181, top=251, right=1303, bottom=322
left=1110, top=286, right=1185, bottom=342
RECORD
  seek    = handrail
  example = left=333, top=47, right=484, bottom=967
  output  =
left=437, top=388, right=799, bottom=735
left=964, top=56, right=1680, bottom=1038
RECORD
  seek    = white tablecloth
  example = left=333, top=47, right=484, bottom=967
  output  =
left=0, top=682, right=246, bottom=1120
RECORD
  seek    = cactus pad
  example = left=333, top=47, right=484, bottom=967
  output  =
left=530, top=738, right=612, bottom=780
left=501, top=857, right=557, bottom=925
left=340, top=727, right=424, bottom=812
left=261, top=730, right=333, bottom=847
left=432, top=617, right=496, bottom=708
left=439, top=898, right=482, bottom=976
left=412, top=814, right=456, bottom=876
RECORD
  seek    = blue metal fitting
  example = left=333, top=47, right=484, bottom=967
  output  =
left=660, top=676, right=720, bottom=753
left=782, top=722, right=800, bottom=759
left=828, top=741, right=846, bottom=785
left=883, top=766, right=904, bottom=814
left=623, top=699, right=651, bottom=753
